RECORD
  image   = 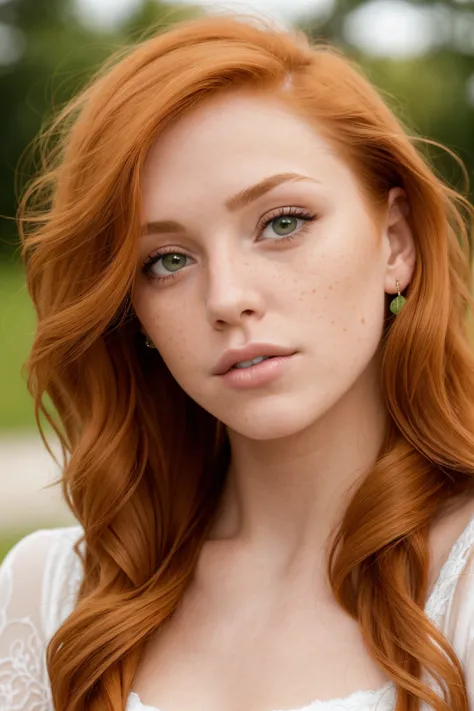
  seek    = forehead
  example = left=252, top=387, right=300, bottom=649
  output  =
left=142, top=92, right=332, bottom=180
left=139, top=91, right=369, bottom=223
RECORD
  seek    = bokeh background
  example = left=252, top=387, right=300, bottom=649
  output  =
left=1, top=0, right=473, bottom=559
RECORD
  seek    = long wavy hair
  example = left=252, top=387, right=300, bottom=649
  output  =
left=17, top=12, right=474, bottom=711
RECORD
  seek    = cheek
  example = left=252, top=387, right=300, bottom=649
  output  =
left=133, top=287, right=189, bottom=357
left=292, top=226, right=386, bottom=352
left=156, top=315, right=188, bottom=359
left=142, top=296, right=203, bottom=379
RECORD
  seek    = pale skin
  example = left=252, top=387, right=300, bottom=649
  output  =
left=131, top=91, right=474, bottom=711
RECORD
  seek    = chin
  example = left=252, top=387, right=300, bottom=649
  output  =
left=221, top=399, right=321, bottom=441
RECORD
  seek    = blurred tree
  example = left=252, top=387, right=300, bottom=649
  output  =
left=1, top=0, right=474, bottom=262
left=298, top=0, right=474, bottom=197
left=120, top=0, right=200, bottom=40
left=0, top=0, right=199, bottom=261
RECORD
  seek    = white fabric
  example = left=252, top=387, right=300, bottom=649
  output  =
left=1, top=518, right=474, bottom=711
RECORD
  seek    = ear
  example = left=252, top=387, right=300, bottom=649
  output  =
left=383, top=187, right=416, bottom=295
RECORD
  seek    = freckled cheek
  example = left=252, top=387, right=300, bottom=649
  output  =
left=287, top=241, right=381, bottom=333
left=148, top=304, right=200, bottom=370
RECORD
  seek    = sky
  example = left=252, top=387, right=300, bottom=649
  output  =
left=74, top=0, right=445, bottom=59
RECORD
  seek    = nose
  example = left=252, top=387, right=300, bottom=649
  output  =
left=205, top=248, right=265, bottom=331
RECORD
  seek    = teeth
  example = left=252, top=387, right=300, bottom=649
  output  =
left=233, top=355, right=271, bottom=369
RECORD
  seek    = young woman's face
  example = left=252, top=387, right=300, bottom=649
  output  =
left=133, top=91, right=406, bottom=440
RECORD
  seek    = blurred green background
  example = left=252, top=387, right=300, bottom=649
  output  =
left=1, top=0, right=473, bottom=558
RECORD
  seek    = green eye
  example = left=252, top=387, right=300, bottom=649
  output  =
left=272, top=216, right=298, bottom=236
left=161, top=253, right=187, bottom=272
left=258, top=208, right=317, bottom=241
left=142, top=250, right=192, bottom=281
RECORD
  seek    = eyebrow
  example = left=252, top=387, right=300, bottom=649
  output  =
left=141, top=172, right=321, bottom=236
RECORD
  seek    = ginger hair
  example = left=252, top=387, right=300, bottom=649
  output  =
left=17, top=13, right=474, bottom=711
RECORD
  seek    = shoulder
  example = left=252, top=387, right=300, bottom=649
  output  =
left=0, top=527, right=84, bottom=709
left=0, top=525, right=84, bottom=640
left=435, top=511, right=474, bottom=659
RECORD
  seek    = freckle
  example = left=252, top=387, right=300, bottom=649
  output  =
left=343, top=328, right=347, bottom=332
left=311, top=288, right=316, bottom=294
left=331, top=320, right=334, bottom=325
left=329, top=285, right=333, bottom=290
left=361, top=317, right=366, bottom=324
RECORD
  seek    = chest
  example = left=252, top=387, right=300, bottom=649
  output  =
left=131, top=580, right=390, bottom=711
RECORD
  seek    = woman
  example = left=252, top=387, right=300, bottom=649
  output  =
left=1, top=11, right=474, bottom=711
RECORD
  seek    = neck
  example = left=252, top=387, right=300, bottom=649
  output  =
left=209, top=358, right=388, bottom=576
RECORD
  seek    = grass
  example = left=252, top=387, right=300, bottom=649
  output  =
left=0, top=261, right=38, bottom=431
left=0, top=263, right=60, bottom=564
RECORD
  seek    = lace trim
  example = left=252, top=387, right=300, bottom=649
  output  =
left=0, top=617, right=52, bottom=710
left=126, top=684, right=397, bottom=711
left=0, top=532, right=54, bottom=711
left=127, top=514, right=474, bottom=711
left=425, top=514, right=474, bottom=627
left=2, top=515, right=474, bottom=711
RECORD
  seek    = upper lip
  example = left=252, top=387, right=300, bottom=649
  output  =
left=213, top=343, right=296, bottom=375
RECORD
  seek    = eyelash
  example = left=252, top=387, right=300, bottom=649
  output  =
left=141, top=206, right=318, bottom=283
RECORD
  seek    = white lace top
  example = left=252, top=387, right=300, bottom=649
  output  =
left=1, top=520, right=474, bottom=711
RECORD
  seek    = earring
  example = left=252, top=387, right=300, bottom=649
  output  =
left=144, top=335, right=156, bottom=349
left=389, top=279, right=406, bottom=316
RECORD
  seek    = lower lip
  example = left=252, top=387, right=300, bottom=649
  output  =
left=219, top=355, right=295, bottom=390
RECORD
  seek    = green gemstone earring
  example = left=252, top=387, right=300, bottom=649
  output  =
left=144, top=336, right=156, bottom=349
left=140, top=328, right=156, bottom=348
left=389, top=279, right=406, bottom=316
